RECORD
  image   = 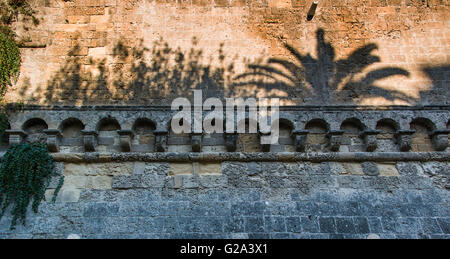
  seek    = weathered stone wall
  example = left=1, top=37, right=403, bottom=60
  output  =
left=0, top=0, right=448, bottom=239
left=3, top=0, right=449, bottom=106
left=0, top=106, right=449, bottom=239
left=1, top=159, right=449, bottom=239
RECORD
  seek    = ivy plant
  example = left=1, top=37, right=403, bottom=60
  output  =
left=0, top=143, right=64, bottom=230
left=0, top=0, right=38, bottom=27
left=0, top=32, right=21, bottom=95
left=0, top=0, right=38, bottom=141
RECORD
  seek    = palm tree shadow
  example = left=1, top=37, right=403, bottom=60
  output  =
left=233, top=28, right=412, bottom=104
left=16, top=37, right=236, bottom=105
left=419, top=65, right=450, bottom=105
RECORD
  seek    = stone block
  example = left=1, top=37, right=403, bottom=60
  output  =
left=285, top=216, right=302, bottom=232
left=170, top=163, right=194, bottom=175
left=199, top=163, right=222, bottom=175
left=244, top=217, right=265, bottom=233
left=291, top=0, right=307, bottom=7
left=238, top=134, right=262, bottom=152
left=378, top=163, right=400, bottom=177
left=90, top=15, right=110, bottom=24
left=64, top=175, right=88, bottom=189
left=202, top=145, right=227, bottom=152
left=336, top=217, right=356, bottom=234
left=437, top=218, right=450, bottom=234
left=5, top=130, right=27, bottom=146
left=85, top=176, right=113, bottom=189
left=56, top=188, right=81, bottom=203
left=362, top=162, right=380, bottom=176
left=341, top=163, right=364, bottom=175
left=307, top=134, right=327, bottom=145
left=353, top=217, right=370, bottom=234
left=319, top=217, right=336, bottom=233
left=64, top=163, right=133, bottom=176
left=264, top=216, right=287, bottom=232
left=88, top=47, right=107, bottom=56
left=168, top=145, right=192, bottom=152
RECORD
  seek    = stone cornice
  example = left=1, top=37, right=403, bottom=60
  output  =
left=5, top=104, right=450, bottom=112
left=0, top=152, right=446, bottom=163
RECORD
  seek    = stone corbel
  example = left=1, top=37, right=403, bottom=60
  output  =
left=153, top=129, right=168, bottom=152
left=430, top=129, right=450, bottom=151
left=326, top=130, right=344, bottom=152
left=291, top=130, right=309, bottom=152
left=81, top=130, right=98, bottom=152
left=394, top=130, right=415, bottom=152
left=224, top=132, right=238, bottom=152
left=5, top=129, right=27, bottom=146
left=44, top=129, right=62, bottom=152
left=360, top=130, right=380, bottom=152
left=117, top=130, right=134, bottom=152
left=191, top=132, right=203, bottom=152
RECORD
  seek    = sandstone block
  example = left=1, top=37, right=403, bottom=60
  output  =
left=88, top=47, right=107, bottom=56
left=341, top=163, right=364, bottom=175
left=170, top=163, right=194, bottom=175
left=64, top=163, right=133, bottom=176
left=86, top=176, right=113, bottom=189
left=378, top=163, right=400, bottom=177
left=199, top=163, right=222, bottom=175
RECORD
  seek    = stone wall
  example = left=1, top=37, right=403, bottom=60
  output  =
left=3, top=0, right=449, bottom=106
left=1, top=158, right=449, bottom=239
left=0, top=106, right=449, bottom=239
left=0, top=0, right=449, bottom=239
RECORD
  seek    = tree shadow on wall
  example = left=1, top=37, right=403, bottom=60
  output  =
left=19, top=37, right=236, bottom=105
left=232, top=28, right=412, bottom=104
left=16, top=31, right=445, bottom=106
left=110, top=38, right=236, bottom=104
left=43, top=45, right=111, bottom=104
left=418, top=65, right=450, bottom=105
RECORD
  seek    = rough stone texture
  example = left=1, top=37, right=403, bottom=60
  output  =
left=0, top=160, right=449, bottom=239
left=0, top=0, right=449, bottom=239
left=3, top=0, right=449, bottom=106
left=64, top=162, right=133, bottom=176
left=0, top=106, right=448, bottom=239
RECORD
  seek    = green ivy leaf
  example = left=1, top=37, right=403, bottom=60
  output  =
left=0, top=143, right=63, bottom=230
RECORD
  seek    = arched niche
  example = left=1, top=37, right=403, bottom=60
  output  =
left=58, top=118, right=85, bottom=152
left=341, top=118, right=365, bottom=134
left=203, top=118, right=226, bottom=152
left=133, top=118, right=156, bottom=134
left=410, top=117, right=435, bottom=152
left=271, top=118, right=294, bottom=152
left=236, top=118, right=262, bottom=152
left=97, top=117, right=121, bottom=151
left=305, top=119, right=329, bottom=152
left=97, top=117, right=121, bottom=132
left=22, top=118, right=48, bottom=143
left=60, top=118, right=85, bottom=138
left=168, top=118, right=192, bottom=152
left=376, top=118, right=399, bottom=152
left=132, top=118, right=156, bottom=151
left=340, top=118, right=366, bottom=152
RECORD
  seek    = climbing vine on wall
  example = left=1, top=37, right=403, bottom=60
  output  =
left=0, top=0, right=38, bottom=139
left=0, top=143, right=64, bottom=230
left=0, top=0, right=38, bottom=30
left=0, top=0, right=38, bottom=91
left=0, top=32, right=21, bottom=95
